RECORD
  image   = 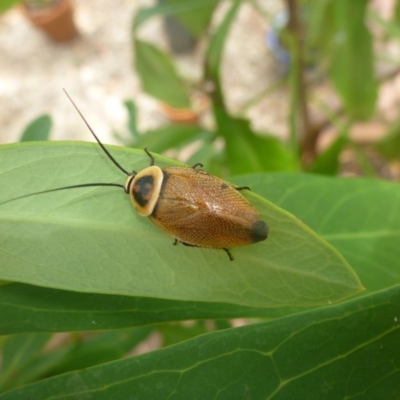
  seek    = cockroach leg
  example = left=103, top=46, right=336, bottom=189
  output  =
left=223, top=248, right=234, bottom=261
left=191, top=163, right=203, bottom=170
left=144, top=148, right=155, bottom=166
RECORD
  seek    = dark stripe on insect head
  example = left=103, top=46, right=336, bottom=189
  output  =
left=133, top=175, right=154, bottom=207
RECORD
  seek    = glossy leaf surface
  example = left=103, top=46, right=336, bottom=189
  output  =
left=1, top=284, right=398, bottom=399
left=0, top=283, right=307, bottom=335
left=238, top=173, right=400, bottom=292
left=0, top=143, right=361, bottom=308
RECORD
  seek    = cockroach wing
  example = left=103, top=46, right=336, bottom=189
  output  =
left=149, top=167, right=268, bottom=248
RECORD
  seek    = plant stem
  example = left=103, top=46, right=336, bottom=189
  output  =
left=286, top=0, right=313, bottom=167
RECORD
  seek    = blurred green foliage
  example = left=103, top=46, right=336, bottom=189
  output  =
left=128, top=0, right=383, bottom=177
left=19, top=114, right=51, bottom=142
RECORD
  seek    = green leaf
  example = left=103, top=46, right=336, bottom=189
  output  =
left=134, top=39, right=191, bottom=108
left=395, top=0, right=400, bottom=23
left=124, top=100, right=139, bottom=139
left=165, top=0, right=218, bottom=37
left=1, top=284, right=399, bottom=399
left=369, top=9, right=400, bottom=41
left=236, top=173, right=400, bottom=293
left=5, top=342, right=71, bottom=392
left=132, top=124, right=208, bottom=153
left=213, top=114, right=297, bottom=175
left=329, top=0, right=377, bottom=119
left=19, top=115, right=52, bottom=142
left=204, top=0, right=240, bottom=142
left=133, top=0, right=218, bottom=37
left=0, top=142, right=362, bottom=308
left=304, top=0, right=335, bottom=59
left=308, top=128, right=349, bottom=174
left=48, top=327, right=153, bottom=376
left=203, top=1, right=297, bottom=175
left=374, top=116, right=400, bottom=160
left=186, top=142, right=219, bottom=174
left=0, top=282, right=317, bottom=335
left=158, top=320, right=209, bottom=347
left=205, top=0, right=240, bottom=87
left=350, top=141, right=377, bottom=177
left=0, top=333, right=52, bottom=392
left=0, top=328, right=153, bottom=392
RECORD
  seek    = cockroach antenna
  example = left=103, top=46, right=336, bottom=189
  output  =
left=62, top=89, right=130, bottom=176
left=0, top=90, right=133, bottom=207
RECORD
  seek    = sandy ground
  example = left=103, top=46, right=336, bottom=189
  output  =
left=1, top=0, right=158, bottom=145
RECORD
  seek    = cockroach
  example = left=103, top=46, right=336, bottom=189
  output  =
left=0, top=91, right=268, bottom=260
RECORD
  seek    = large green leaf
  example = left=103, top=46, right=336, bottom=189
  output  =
left=236, top=173, right=400, bottom=292
left=0, top=142, right=361, bottom=308
left=329, top=0, right=377, bottom=119
left=1, top=284, right=399, bottom=399
left=0, top=282, right=313, bottom=335
left=134, top=39, right=191, bottom=108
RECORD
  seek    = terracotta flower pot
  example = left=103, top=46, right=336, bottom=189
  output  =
left=22, top=0, right=78, bottom=42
